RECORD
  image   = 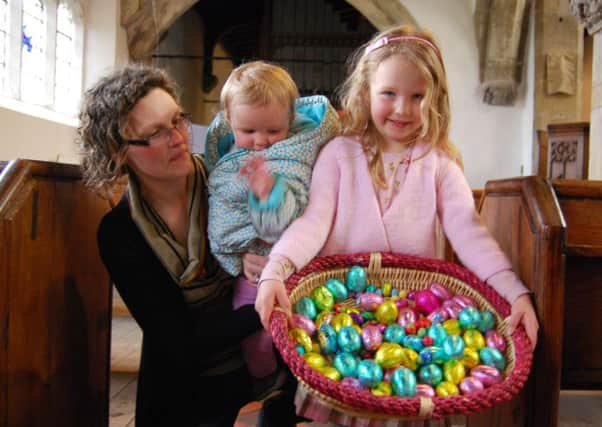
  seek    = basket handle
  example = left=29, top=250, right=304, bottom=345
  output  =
left=367, top=252, right=382, bottom=279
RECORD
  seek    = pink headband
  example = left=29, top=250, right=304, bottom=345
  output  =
left=365, top=35, right=442, bottom=60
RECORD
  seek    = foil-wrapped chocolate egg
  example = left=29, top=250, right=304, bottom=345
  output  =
left=443, top=360, right=466, bottom=385
left=289, top=328, right=313, bottom=353
left=418, top=363, right=443, bottom=386
left=341, top=377, right=364, bottom=389
left=376, top=300, right=399, bottom=324
left=427, top=307, right=449, bottom=324
left=419, top=346, right=447, bottom=365
left=295, top=297, right=317, bottom=320
left=463, top=329, right=486, bottom=350
left=403, top=335, right=424, bottom=352
left=316, top=365, right=342, bottom=381
left=391, top=367, right=417, bottom=397
left=310, top=285, right=335, bottom=312
left=459, top=376, right=484, bottom=395
left=478, top=309, right=496, bottom=332
left=318, top=323, right=338, bottom=354
left=485, top=330, right=507, bottom=352
left=479, top=347, right=506, bottom=371
left=442, top=335, right=465, bottom=360
left=290, top=314, right=316, bottom=337
left=416, top=383, right=436, bottom=398
left=427, top=324, right=448, bottom=346
left=442, top=319, right=462, bottom=336
left=442, top=299, right=463, bottom=319
left=337, top=325, right=362, bottom=353
left=429, top=283, right=452, bottom=301
left=358, top=292, right=384, bottom=311
left=314, top=311, right=333, bottom=329
left=361, top=324, right=383, bottom=351
left=331, top=312, right=354, bottom=332
left=397, top=307, right=417, bottom=328
left=324, top=278, right=348, bottom=303
left=453, top=295, right=477, bottom=309
left=401, top=348, right=420, bottom=371
left=357, top=359, right=383, bottom=388
left=384, top=324, right=406, bottom=344
left=414, top=290, right=441, bottom=314
left=470, top=364, right=502, bottom=386
left=458, top=306, right=482, bottom=329
left=333, top=351, right=359, bottom=377
left=435, top=381, right=459, bottom=397
left=374, top=342, right=404, bottom=369
left=461, top=347, right=480, bottom=369
left=381, top=282, right=393, bottom=297
left=304, top=352, right=327, bottom=369
left=371, top=381, right=393, bottom=396
left=346, top=266, right=367, bottom=292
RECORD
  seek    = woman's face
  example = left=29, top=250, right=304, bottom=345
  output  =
left=124, top=88, right=193, bottom=186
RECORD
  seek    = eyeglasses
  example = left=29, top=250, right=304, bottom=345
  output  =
left=126, top=112, right=192, bottom=147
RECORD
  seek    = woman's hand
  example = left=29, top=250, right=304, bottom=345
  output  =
left=241, top=252, right=268, bottom=284
left=255, top=279, right=291, bottom=330
left=507, top=293, right=539, bottom=351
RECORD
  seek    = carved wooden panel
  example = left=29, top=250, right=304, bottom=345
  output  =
left=539, top=122, right=590, bottom=180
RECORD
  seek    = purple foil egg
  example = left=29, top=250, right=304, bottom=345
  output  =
left=358, top=292, right=384, bottom=311
left=452, top=295, right=477, bottom=309
left=429, top=283, right=453, bottom=301
left=395, top=299, right=409, bottom=309
left=407, top=291, right=416, bottom=300
left=361, top=324, right=384, bottom=351
left=459, top=376, right=485, bottom=395
left=470, top=365, right=503, bottom=387
left=397, top=307, right=417, bottom=328
left=290, top=314, right=317, bottom=336
left=415, top=383, right=436, bottom=398
left=485, top=330, right=507, bottom=352
left=414, top=290, right=442, bottom=315
left=349, top=312, right=364, bottom=326
left=427, top=307, right=450, bottom=324
left=442, top=299, right=463, bottom=319
left=341, top=377, right=364, bottom=389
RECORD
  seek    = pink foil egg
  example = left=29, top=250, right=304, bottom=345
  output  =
left=414, top=290, right=441, bottom=314
left=290, top=314, right=317, bottom=337
left=470, top=365, right=503, bottom=386
left=442, top=299, right=463, bottom=319
left=415, top=383, right=436, bottom=397
left=452, top=295, right=477, bottom=309
left=459, top=376, right=485, bottom=395
left=485, top=330, right=507, bottom=352
left=358, top=292, right=384, bottom=311
left=361, top=324, right=384, bottom=351
left=395, top=299, right=409, bottom=309
left=429, top=283, right=453, bottom=301
left=397, top=307, right=417, bottom=328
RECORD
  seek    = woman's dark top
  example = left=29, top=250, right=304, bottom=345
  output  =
left=98, top=196, right=262, bottom=426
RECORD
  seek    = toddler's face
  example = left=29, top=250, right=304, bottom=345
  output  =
left=228, top=101, right=290, bottom=150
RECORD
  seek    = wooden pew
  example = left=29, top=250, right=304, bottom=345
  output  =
left=447, top=176, right=566, bottom=427
left=551, top=179, right=602, bottom=389
left=0, top=160, right=113, bottom=427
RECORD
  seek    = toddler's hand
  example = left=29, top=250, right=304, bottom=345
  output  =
left=255, top=279, right=291, bottom=330
left=507, top=293, right=539, bottom=351
left=239, top=155, right=275, bottom=201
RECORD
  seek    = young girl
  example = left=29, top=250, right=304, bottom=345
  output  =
left=256, top=25, right=539, bottom=422
left=205, top=61, right=340, bottom=384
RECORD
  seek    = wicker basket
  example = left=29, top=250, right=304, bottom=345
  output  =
left=269, top=252, right=533, bottom=422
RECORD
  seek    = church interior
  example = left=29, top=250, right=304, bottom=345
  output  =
left=1, top=0, right=601, bottom=426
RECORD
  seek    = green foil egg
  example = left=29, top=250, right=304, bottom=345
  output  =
left=311, top=285, right=335, bottom=312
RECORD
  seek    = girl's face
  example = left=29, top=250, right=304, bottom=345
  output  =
left=228, top=101, right=290, bottom=150
left=124, top=88, right=193, bottom=185
left=369, top=54, right=427, bottom=152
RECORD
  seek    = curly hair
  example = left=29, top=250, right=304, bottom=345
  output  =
left=220, top=60, right=299, bottom=124
left=77, top=64, right=180, bottom=198
left=335, top=25, right=461, bottom=188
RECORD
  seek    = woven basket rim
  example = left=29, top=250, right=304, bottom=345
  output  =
left=270, top=252, right=533, bottom=420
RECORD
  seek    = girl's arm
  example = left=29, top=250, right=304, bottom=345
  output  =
left=437, top=161, right=538, bottom=348
left=255, top=140, right=341, bottom=329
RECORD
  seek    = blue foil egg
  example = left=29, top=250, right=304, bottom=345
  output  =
left=295, top=297, right=317, bottom=320
left=428, top=324, right=448, bottom=346
left=391, top=367, right=417, bottom=397
left=479, top=347, right=506, bottom=371
left=477, top=310, right=496, bottom=332
left=333, top=351, right=359, bottom=377
left=356, top=359, right=383, bottom=388
left=346, top=266, right=367, bottom=292
left=338, top=325, right=362, bottom=353
left=403, top=335, right=425, bottom=352
left=418, top=364, right=443, bottom=386
left=442, top=335, right=465, bottom=360
left=458, top=306, right=482, bottom=329
left=419, top=346, right=447, bottom=365
left=384, top=324, right=406, bottom=344
left=318, top=323, right=338, bottom=354
left=324, top=278, right=349, bottom=303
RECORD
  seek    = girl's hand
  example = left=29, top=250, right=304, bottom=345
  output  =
left=507, top=293, right=539, bottom=350
left=241, top=252, right=268, bottom=283
left=255, top=279, right=291, bottom=330
left=239, top=155, right=274, bottom=201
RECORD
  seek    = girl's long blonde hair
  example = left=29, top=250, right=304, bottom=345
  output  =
left=336, top=25, right=462, bottom=188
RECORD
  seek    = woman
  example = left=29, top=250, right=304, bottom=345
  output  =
left=78, top=64, right=287, bottom=426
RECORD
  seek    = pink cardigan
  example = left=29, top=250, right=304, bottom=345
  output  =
left=270, top=135, right=527, bottom=303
